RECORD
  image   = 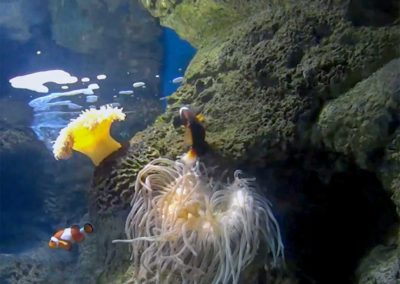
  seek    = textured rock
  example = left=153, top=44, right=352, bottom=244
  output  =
left=380, top=131, right=400, bottom=212
left=356, top=244, right=400, bottom=284
left=315, top=53, right=400, bottom=284
left=0, top=127, right=34, bottom=153
left=141, top=0, right=245, bottom=48
left=317, top=59, right=400, bottom=170
left=87, top=0, right=400, bottom=282
left=317, top=59, right=400, bottom=223
left=49, top=0, right=161, bottom=54
left=141, top=0, right=400, bottom=47
left=0, top=0, right=48, bottom=42
left=136, top=2, right=399, bottom=167
left=0, top=246, right=76, bottom=284
left=91, top=142, right=160, bottom=214
left=46, top=0, right=164, bottom=102
left=72, top=214, right=131, bottom=284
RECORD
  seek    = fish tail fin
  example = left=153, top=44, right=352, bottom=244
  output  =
left=195, top=114, right=205, bottom=123
left=181, top=148, right=198, bottom=167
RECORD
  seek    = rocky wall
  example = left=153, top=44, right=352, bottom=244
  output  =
left=89, top=0, right=400, bottom=283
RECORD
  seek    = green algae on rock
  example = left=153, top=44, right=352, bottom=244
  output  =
left=316, top=58, right=400, bottom=210
left=87, top=0, right=400, bottom=282
left=317, top=59, right=400, bottom=170
left=148, top=3, right=400, bottom=167
left=141, top=0, right=247, bottom=48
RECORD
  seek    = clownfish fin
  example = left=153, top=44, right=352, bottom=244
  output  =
left=53, top=228, right=63, bottom=235
left=59, top=240, right=72, bottom=250
left=195, top=114, right=205, bottom=123
left=83, top=223, right=94, bottom=234
left=49, top=240, right=57, bottom=249
left=181, top=148, right=198, bottom=167
left=71, top=225, right=80, bottom=230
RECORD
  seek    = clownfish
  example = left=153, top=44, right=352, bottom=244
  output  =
left=49, top=223, right=94, bottom=251
left=179, top=106, right=207, bottom=167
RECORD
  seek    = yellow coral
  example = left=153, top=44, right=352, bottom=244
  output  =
left=53, top=105, right=126, bottom=166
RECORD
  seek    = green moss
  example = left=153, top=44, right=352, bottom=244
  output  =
left=92, top=2, right=400, bottom=281
left=317, top=59, right=400, bottom=169
left=162, top=0, right=241, bottom=47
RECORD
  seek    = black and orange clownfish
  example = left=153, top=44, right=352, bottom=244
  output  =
left=179, top=106, right=207, bottom=167
left=49, top=223, right=94, bottom=251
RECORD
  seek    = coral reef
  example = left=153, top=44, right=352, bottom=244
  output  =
left=91, top=142, right=160, bottom=214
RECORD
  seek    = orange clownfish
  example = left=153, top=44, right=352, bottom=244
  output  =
left=179, top=106, right=207, bottom=167
left=49, top=223, right=94, bottom=251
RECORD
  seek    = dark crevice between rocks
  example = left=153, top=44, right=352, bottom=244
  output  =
left=346, top=0, right=400, bottom=27
left=248, top=160, right=398, bottom=284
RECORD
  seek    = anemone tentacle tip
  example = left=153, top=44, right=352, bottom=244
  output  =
left=116, top=157, right=284, bottom=283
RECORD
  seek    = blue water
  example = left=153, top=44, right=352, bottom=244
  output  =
left=0, top=4, right=195, bottom=255
left=161, top=27, right=196, bottom=104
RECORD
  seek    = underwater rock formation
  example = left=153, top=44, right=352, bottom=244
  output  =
left=87, top=0, right=400, bottom=283
left=92, top=142, right=160, bottom=214
left=137, top=1, right=399, bottom=165
left=0, top=246, right=78, bottom=284
left=317, top=59, right=400, bottom=283
left=317, top=59, right=400, bottom=202
left=355, top=244, right=399, bottom=284
left=48, top=0, right=162, bottom=86
left=0, top=0, right=48, bottom=42
left=48, top=0, right=161, bottom=54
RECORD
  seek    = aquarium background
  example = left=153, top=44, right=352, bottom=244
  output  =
left=1, top=0, right=399, bottom=283
left=0, top=0, right=194, bottom=278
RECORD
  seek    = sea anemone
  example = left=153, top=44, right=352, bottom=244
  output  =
left=52, top=105, right=126, bottom=166
left=113, top=158, right=283, bottom=283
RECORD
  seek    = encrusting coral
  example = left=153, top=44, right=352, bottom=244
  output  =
left=113, top=157, right=284, bottom=283
left=52, top=105, right=126, bottom=166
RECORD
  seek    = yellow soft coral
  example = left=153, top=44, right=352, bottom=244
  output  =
left=53, top=105, right=126, bottom=166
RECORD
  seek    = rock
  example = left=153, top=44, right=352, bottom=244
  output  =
left=137, top=2, right=399, bottom=167
left=48, top=0, right=163, bottom=86
left=0, top=246, right=76, bottom=283
left=91, top=142, right=160, bottom=214
left=140, top=0, right=400, bottom=47
left=317, top=59, right=400, bottom=171
left=317, top=58, right=400, bottom=284
left=356, top=244, right=400, bottom=284
left=0, top=0, right=48, bottom=42
left=87, top=0, right=400, bottom=282
left=49, top=0, right=161, bottom=54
